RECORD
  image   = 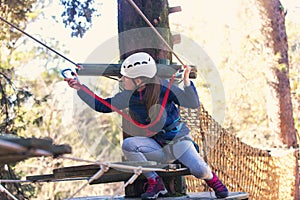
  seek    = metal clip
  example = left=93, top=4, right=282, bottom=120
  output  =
left=61, top=68, right=77, bottom=80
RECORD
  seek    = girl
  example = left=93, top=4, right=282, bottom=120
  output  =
left=65, top=52, right=228, bottom=200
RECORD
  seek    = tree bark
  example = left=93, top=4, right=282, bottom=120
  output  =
left=258, top=1, right=298, bottom=198
left=258, top=0, right=297, bottom=148
left=118, top=0, right=174, bottom=140
left=117, top=0, right=172, bottom=62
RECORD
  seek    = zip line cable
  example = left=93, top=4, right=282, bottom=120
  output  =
left=0, top=16, right=81, bottom=69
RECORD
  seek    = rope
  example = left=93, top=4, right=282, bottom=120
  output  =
left=66, top=164, right=109, bottom=200
left=0, top=178, right=89, bottom=184
left=59, top=155, right=185, bottom=173
left=0, top=184, right=18, bottom=200
left=126, top=0, right=186, bottom=66
left=59, top=155, right=187, bottom=199
left=0, top=16, right=81, bottom=69
left=111, top=167, right=142, bottom=199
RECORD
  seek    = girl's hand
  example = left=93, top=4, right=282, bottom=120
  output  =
left=64, top=78, right=82, bottom=90
left=183, top=65, right=191, bottom=87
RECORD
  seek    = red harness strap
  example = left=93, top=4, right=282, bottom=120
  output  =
left=79, top=75, right=176, bottom=134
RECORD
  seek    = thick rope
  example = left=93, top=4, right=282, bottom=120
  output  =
left=59, top=155, right=185, bottom=172
left=111, top=167, right=142, bottom=199
left=126, top=0, right=185, bottom=66
left=66, top=164, right=109, bottom=200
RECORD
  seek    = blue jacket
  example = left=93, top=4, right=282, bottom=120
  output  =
left=77, top=79, right=200, bottom=140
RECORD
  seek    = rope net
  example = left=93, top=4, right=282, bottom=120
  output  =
left=179, top=104, right=298, bottom=200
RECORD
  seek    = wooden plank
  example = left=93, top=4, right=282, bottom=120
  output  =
left=169, top=6, right=182, bottom=14
left=0, top=154, right=42, bottom=164
left=26, top=163, right=191, bottom=184
left=67, top=192, right=249, bottom=200
left=53, top=162, right=179, bottom=175
left=27, top=168, right=190, bottom=184
left=188, top=192, right=249, bottom=199
left=26, top=174, right=87, bottom=183
left=91, top=168, right=190, bottom=184
left=26, top=174, right=55, bottom=182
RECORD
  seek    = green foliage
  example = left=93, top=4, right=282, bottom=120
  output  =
left=60, top=0, right=100, bottom=37
left=0, top=72, right=32, bottom=135
left=0, top=0, right=38, bottom=49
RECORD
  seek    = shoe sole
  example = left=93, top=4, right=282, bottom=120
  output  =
left=142, top=189, right=168, bottom=200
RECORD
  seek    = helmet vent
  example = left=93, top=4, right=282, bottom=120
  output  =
left=120, top=52, right=157, bottom=78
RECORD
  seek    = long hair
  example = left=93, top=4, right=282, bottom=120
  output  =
left=126, top=76, right=162, bottom=134
left=143, top=76, right=161, bottom=111
left=128, top=75, right=162, bottom=126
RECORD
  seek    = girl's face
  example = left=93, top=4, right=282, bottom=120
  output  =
left=120, top=76, right=137, bottom=90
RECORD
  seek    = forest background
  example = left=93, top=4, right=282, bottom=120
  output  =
left=0, top=0, right=299, bottom=199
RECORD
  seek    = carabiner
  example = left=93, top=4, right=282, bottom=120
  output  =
left=61, top=68, right=78, bottom=80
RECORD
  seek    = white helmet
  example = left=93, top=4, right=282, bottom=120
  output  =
left=121, top=52, right=157, bottom=78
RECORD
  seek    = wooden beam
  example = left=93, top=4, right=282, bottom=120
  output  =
left=0, top=136, right=72, bottom=164
left=169, top=6, right=182, bottom=14
left=172, top=34, right=181, bottom=45
left=26, top=163, right=191, bottom=184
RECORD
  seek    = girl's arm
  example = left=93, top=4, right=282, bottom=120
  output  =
left=65, top=78, right=130, bottom=113
left=168, top=66, right=200, bottom=108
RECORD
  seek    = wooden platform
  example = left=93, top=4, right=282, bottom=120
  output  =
left=26, top=162, right=191, bottom=184
left=68, top=192, right=249, bottom=199
left=27, top=163, right=249, bottom=200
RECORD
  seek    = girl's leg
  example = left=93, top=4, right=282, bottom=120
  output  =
left=171, top=136, right=228, bottom=198
left=171, top=137, right=212, bottom=179
left=122, top=136, right=164, bottom=179
left=122, top=136, right=168, bottom=199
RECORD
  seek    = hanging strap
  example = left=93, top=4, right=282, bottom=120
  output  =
left=79, top=74, right=176, bottom=134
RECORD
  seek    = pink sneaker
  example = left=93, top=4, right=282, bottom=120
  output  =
left=141, top=177, right=168, bottom=200
left=205, top=172, right=229, bottom=198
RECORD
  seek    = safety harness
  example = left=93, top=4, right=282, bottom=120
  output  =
left=153, top=117, right=200, bottom=160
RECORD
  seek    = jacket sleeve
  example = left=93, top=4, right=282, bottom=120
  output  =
left=168, top=81, right=200, bottom=109
left=77, top=84, right=130, bottom=113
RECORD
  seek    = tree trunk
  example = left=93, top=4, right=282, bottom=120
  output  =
left=117, top=0, right=172, bottom=62
left=118, top=0, right=174, bottom=140
left=258, top=0, right=297, bottom=148
left=257, top=0, right=298, bottom=198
